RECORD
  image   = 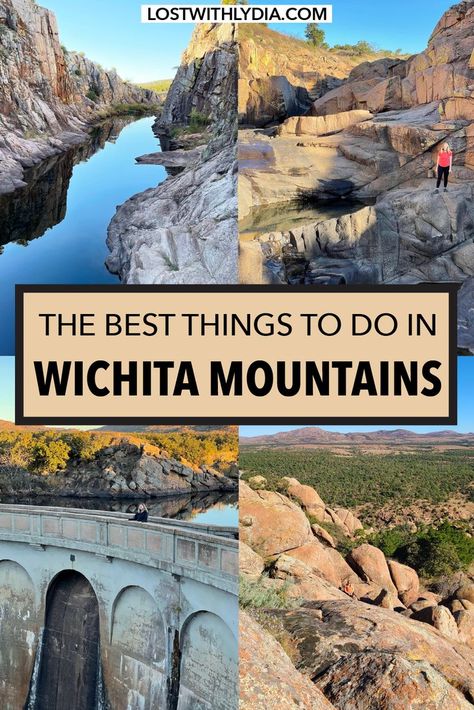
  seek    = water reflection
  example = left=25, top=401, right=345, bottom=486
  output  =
left=0, top=491, right=238, bottom=527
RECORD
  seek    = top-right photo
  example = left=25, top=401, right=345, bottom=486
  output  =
left=239, top=0, right=474, bottom=353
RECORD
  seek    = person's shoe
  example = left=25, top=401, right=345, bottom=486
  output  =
left=444, top=188, right=448, bottom=192
left=435, top=188, right=439, bottom=192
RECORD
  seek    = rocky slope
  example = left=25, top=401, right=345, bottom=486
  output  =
left=238, top=24, right=405, bottom=127
left=240, top=477, right=474, bottom=708
left=1, top=438, right=238, bottom=498
left=0, top=0, right=157, bottom=194
left=106, top=23, right=238, bottom=285
left=239, top=1, right=474, bottom=350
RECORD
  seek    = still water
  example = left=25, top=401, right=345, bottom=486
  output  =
left=0, top=490, right=238, bottom=527
left=0, top=115, right=166, bottom=354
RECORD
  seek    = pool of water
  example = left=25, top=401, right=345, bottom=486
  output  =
left=0, top=115, right=166, bottom=354
left=239, top=199, right=365, bottom=241
left=0, top=490, right=238, bottom=528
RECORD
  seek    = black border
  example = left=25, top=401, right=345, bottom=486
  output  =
left=15, top=284, right=458, bottom=426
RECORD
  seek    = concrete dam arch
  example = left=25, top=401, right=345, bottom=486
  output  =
left=33, top=571, right=101, bottom=710
left=0, top=560, right=37, bottom=708
left=0, top=505, right=238, bottom=710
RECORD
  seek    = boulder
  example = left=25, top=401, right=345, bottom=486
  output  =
left=247, top=475, right=267, bottom=490
left=317, top=651, right=474, bottom=710
left=239, top=482, right=313, bottom=557
left=278, top=110, right=372, bottom=137
left=286, top=540, right=359, bottom=589
left=411, top=605, right=459, bottom=641
left=239, top=610, right=337, bottom=709
left=272, top=555, right=347, bottom=603
left=279, top=477, right=326, bottom=518
left=347, top=544, right=398, bottom=596
left=274, top=600, right=474, bottom=703
left=454, top=609, right=474, bottom=648
left=388, top=560, right=420, bottom=607
left=311, top=524, right=336, bottom=548
left=333, top=508, right=364, bottom=535
left=240, top=542, right=265, bottom=579
left=455, top=582, right=474, bottom=604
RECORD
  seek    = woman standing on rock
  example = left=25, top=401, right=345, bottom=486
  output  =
left=435, top=142, right=453, bottom=192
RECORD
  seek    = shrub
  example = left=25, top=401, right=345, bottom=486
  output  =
left=86, top=88, right=100, bottom=103
left=239, top=575, right=299, bottom=609
left=305, top=23, right=326, bottom=47
left=188, top=109, right=210, bottom=131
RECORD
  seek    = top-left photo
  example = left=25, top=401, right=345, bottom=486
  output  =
left=0, top=0, right=238, bottom=354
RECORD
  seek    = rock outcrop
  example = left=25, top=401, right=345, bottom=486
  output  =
left=240, top=475, right=474, bottom=707
left=240, top=610, right=336, bottom=709
left=239, top=2, right=474, bottom=349
left=107, top=23, right=238, bottom=285
left=240, top=481, right=313, bottom=556
left=52, top=439, right=236, bottom=497
left=0, top=0, right=157, bottom=194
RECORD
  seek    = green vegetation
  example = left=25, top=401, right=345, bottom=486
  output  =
left=169, top=110, right=211, bottom=140
left=304, top=23, right=327, bottom=49
left=239, top=575, right=298, bottom=610
left=86, top=88, right=100, bottom=103
left=368, top=522, right=474, bottom=578
left=0, top=428, right=237, bottom=480
left=240, top=448, right=474, bottom=508
left=139, top=79, right=173, bottom=93
left=141, top=429, right=237, bottom=466
left=303, top=22, right=407, bottom=58
left=332, top=40, right=405, bottom=57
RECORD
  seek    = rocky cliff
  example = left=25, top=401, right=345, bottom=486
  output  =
left=0, top=0, right=157, bottom=194
left=240, top=477, right=474, bottom=709
left=239, top=1, right=474, bottom=350
left=238, top=24, right=406, bottom=127
left=106, top=23, right=238, bottom=284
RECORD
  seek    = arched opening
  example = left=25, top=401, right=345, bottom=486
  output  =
left=176, top=611, right=238, bottom=710
left=105, top=585, right=166, bottom=709
left=33, top=570, right=102, bottom=710
left=0, top=560, right=37, bottom=710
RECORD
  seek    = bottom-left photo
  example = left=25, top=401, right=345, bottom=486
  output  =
left=0, top=358, right=239, bottom=710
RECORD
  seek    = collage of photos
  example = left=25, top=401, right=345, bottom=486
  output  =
left=0, top=0, right=473, bottom=708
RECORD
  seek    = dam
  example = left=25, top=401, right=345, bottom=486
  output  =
left=0, top=505, right=238, bottom=709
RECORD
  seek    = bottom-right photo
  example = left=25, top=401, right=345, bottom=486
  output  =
left=239, top=358, right=474, bottom=709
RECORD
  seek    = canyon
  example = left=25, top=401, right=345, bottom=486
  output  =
left=106, top=23, right=238, bottom=285
left=239, top=2, right=474, bottom=352
left=0, top=0, right=157, bottom=194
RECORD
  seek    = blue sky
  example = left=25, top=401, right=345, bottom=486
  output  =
left=1, top=357, right=473, bottom=432
left=38, top=0, right=453, bottom=83
left=267, top=0, right=453, bottom=55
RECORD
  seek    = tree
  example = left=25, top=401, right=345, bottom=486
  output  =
left=305, top=23, right=326, bottom=48
left=31, top=436, right=70, bottom=475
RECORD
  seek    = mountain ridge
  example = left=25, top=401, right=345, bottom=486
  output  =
left=240, top=426, right=474, bottom=446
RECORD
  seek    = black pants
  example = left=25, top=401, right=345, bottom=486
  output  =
left=437, top=165, right=450, bottom=188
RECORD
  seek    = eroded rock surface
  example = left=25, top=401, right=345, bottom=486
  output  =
left=107, top=23, right=237, bottom=284
left=240, top=610, right=336, bottom=709
left=0, top=0, right=156, bottom=194
left=239, top=2, right=474, bottom=348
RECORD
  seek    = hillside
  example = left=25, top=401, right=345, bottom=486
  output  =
left=240, top=426, right=474, bottom=447
left=239, top=24, right=408, bottom=126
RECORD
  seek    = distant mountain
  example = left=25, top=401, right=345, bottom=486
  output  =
left=0, top=419, right=46, bottom=431
left=240, top=427, right=473, bottom=447
left=97, top=425, right=235, bottom=434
